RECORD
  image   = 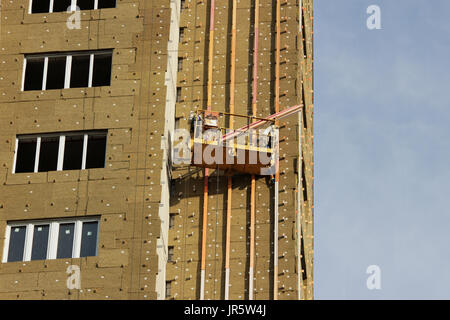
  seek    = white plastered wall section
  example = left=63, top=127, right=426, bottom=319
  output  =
left=156, top=0, right=180, bottom=300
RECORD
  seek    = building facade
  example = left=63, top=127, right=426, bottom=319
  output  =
left=0, top=0, right=313, bottom=300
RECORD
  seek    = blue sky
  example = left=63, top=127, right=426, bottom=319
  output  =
left=315, top=0, right=450, bottom=299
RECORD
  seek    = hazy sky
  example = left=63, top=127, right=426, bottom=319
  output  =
left=315, top=0, right=450, bottom=299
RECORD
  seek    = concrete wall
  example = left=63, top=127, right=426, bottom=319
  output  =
left=167, top=0, right=314, bottom=300
left=0, top=0, right=174, bottom=299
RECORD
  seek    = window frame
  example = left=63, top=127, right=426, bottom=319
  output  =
left=169, top=214, right=175, bottom=229
left=177, top=57, right=184, bottom=72
left=176, top=87, right=183, bottom=103
left=179, top=27, right=186, bottom=43
left=168, top=246, right=174, bottom=262
left=28, top=0, right=115, bottom=14
left=2, top=216, right=100, bottom=263
left=22, top=50, right=112, bottom=92
left=165, top=281, right=172, bottom=297
left=12, top=130, right=107, bottom=174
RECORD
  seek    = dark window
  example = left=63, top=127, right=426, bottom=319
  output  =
left=70, top=55, right=90, bottom=88
left=25, top=50, right=112, bottom=91
left=181, top=0, right=186, bottom=10
left=32, top=0, right=115, bottom=14
left=86, top=134, right=107, bottom=169
left=168, top=246, right=174, bottom=262
left=179, top=28, right=186, bottom=42
left=57, top=223, right=75, bottom=259
left=38, top=136, right=59, bottom=172
left=176, top=87, right=182, bottom=102
left=169, top=214, right=175, bottom=229
left=92, top=53, right=112, bottom=87
left=46, top=56, right=66, bottom=90
left=302, top=161, right=308, bottom=202
left=302, top=13, right=307, bottom=59
left=63, top=135, right=84, bottom=170
left=15, top=138, right=37, bottom=173
left=7, top=226, right=27, bottom=262
left=31, top=0, right=51, bottom=13
left=80, top=221, right=98, bottom=257
left=24, top=58, right=44, bottom=91
left=52, top=0, right=72, bottom=12
left=77, top=0, right=95, bottom=10
left=31, top=224, right=50, bottom=260
left=301, top=85, right=307, bottom=129
left=177, top=57, right=183, bottom=72
left=166, top=281, right=172, bottom=297
left=98, top=0, right=116, bottom=9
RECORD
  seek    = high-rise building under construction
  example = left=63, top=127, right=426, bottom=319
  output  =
left=0, top=0, right=313, bottom=300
